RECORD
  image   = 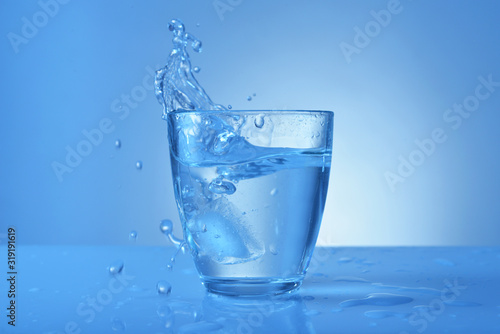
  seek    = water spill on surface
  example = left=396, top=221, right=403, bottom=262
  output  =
left=364, top=310, right=410, bottom=319
left=339, top=293, right=413, bottom=308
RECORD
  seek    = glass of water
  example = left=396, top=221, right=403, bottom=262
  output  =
left=167, top=110, right=334, bottom=296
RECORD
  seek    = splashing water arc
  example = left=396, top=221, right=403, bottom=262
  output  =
left=155, top=19, right=226, bottom=117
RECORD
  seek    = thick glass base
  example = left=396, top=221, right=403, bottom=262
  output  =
left=201, top=276, right=303, bottom=296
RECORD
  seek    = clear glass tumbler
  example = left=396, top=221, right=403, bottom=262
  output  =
left=167, top=110, right=334, bottom=296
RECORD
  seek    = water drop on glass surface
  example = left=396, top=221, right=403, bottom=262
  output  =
left=247, top=95, right=252, bottom=101
left=108, top=260, right=124, bottom=275
left=115, top=139, right=121, bottom=148
left=157, top=280, right=172, bottom=297
left=254, top=114, right=265, bottom=128
left=129, top=230, right=137, bottom=241
left=193, top=66, right=200, bottom=73
left=136, top=160, right=143, bottom=170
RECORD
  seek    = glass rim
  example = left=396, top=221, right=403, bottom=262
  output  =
left=167, top=109, right=334, bottom=116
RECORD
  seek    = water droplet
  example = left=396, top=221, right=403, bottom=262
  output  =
left=160, top=219, right=173, bottom=235
left=108, top=260, right=124, bottom=275
left=247, top=96, right=252, bottom=101
left=337, top=257, right=353, bottom=263
left=129, top=230, right=137, bottom=241
left=191, top=40, right=202, bottom=53
left=166, top=264, right=173, bottom=271
left=208, top=177, right=236, bottom=195
left=196, top=23, right=200, bottom=27
left=303, top=295, right=315, bottom=301
left=202, top=224, right=207, bottom=232
left=228, top=105, right=232, bottom=109
left=111, top=318, right=126, bottom=331
left=136, top=160, right=143, bottom=170
left=193, top=66, right=200, bottom=73
left=269, top=244, right=278, bottom=255
left=156, top=280, right=172, bottom=296
left=254, top=114, right=265, bottom=128
left=270, top=188, right=278, bottom=196
left=115, top=139, right=121, bottom=148
left=253, top=93, right=256, bottom=96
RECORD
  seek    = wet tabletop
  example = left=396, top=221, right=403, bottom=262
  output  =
left=2, top=246, right=499, bottom=333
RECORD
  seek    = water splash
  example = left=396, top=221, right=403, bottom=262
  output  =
left=155, top=19, right=225, bottom=117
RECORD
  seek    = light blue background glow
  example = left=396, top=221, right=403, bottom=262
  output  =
left=1, top=0, right=499, bottom=246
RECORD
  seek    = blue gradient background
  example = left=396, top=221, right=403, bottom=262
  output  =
left=1, top=0, right=499, bottom=246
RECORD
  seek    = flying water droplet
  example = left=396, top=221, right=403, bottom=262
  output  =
left=156, top=280, right=172, bottom=297
left=270, top=188, right=278, bottom=196
left=196, top=23, right=200, bottom=27
left=160, top=219, right=184, bottom=246
left=129, top=230, right=137, bottom=241
left=269, top=244, right=278, bottom=255
left=208, top=177, right=236, bottom=195
left=108, top=260, right=124, bottom=275
left=115, top=139, right=121, bottom=148
left=254, top=114, right=265, bottom=128
left=193, top=66, right=200, bottom=73
left=253, top=93, right=256, bottom=96
left=228, top=105, right=232, bottom=109
left=136, top=161, right=143, bottom=170
left=191, top=40, right=202, bottom=53
left=247, top=96, right=252, bottom=101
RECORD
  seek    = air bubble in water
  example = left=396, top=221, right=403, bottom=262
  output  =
left=156, top=280, right=172, bottom=297
left=108, top=260, right=124, bottom=275
left=115, top=139, right=121, bottom=148
left=213, top=130, right=236, bottom=154
left=193, top=66, right=200, bottom=73
left=254, top=114, right=265, bottom=128
left=208, top=177, right=236, bottom=195
left=136, top=161, right=143, bottom=170
left=129, top=230, right=137, bottom=241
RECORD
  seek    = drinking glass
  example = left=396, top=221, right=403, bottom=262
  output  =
left=167, top=110, right=334, bottom=296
